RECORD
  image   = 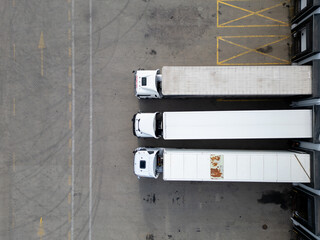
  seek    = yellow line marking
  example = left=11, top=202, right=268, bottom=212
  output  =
left=68, top=29, right=71, bottom=41
left=218, top=1, right=288, bottom=27
left=68, top=211, right=71, bottom=223
left=217, top=62, right=289, bottom=65
left=68, top=192, right=71, bottom=204
left=216, top=36, right=220, bottom=67
left=69, top=83, right=72, bottom=95
left=68, top=230, right=71, bottom=240
left=218, top=34, right=288, bottom=38
left=219, top=0, right=250, bottom=1
left=68, top=66, right=72, bottom=77
left=217, top=24, right=289, bottom=28
left=38, top=32, right=46, bottom=77
left=13, top=98, right=15, bottom=116
left=68, top=10, right=71, bottom=22
left=69, top=101, right=72, bottom=112
left=69, top=47, right=72, bottom=58
left=217, top=0, right=219, bottom=27
left=13, top=43, right=16, bottom=61
left=12, top=0, right=15, bottom=7
left=37, top=217, right=45, bottom=239
left=69, top=155, right=72, bottom=168
left=69, top=119, right=72, bottom=129
left=68, top=175, right=72, bottom=186
left=12, top=152, right=15, bottom=172
left=69, top=138, right=72, bottom=149
left=217, top=35, right=290, bottom=65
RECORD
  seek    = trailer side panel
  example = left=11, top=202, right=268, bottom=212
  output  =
left=162, top=149, right=310, bottom=182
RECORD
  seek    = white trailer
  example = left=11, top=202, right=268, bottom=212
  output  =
left=132, top=110, right=312, bottom=139
left=134, top=148, right=311, bottom=183
left=134, top=66, right=312, bottom=99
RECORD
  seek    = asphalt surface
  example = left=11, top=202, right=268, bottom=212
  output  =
left=0, top=0, right=297, bottom=239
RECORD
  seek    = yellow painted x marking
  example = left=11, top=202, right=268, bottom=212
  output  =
left=217, top=35, right=290, bottom=65
left=217, top=0, right=289, bottom=27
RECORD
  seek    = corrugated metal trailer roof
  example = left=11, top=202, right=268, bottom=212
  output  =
left=162, top=66, right=312, bottom=96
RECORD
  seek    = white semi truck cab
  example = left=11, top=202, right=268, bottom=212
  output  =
left=133, top=147, right=163, bottom=179
left=132, top=112, right=162, bottom=138
left=135, top=69, right=162, bottom=99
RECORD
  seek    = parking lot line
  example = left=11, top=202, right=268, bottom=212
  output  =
left=71, top=0, right=75, bottom=239
left=89, top=0, right=93, bottom=238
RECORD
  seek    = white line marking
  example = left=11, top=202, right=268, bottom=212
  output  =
left=89, top=0, right=93, bottom=237
left=71, top=0, right=75, bottom=238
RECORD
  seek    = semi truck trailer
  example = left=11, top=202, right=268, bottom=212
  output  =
left=134, top=66, right=312, bottom=99
left=133, top=148, right=311, bottom=182
left=132, top=110, right=312, bottom=139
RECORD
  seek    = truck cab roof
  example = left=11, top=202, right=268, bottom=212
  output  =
left=133, top=112, right=159, bottom=138
left=135, top=70, right=161, bottom=99
left=134, top=148, right=160, bottom=179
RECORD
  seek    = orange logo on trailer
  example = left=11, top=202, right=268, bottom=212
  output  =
left=210, top=154, right=224, bottom=179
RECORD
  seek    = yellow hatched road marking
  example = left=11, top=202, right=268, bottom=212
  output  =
left=217, top=35, right=290, bottom=65
left=217, top=0, right=288, bottom=27
left=220, top=2, right=286, bottom=26
left=218, top=36, right=289, bottom=64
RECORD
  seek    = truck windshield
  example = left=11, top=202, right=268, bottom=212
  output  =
left=155, top=113, right=163, bottom=137
left=137, top=119, right=141, bottom=132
